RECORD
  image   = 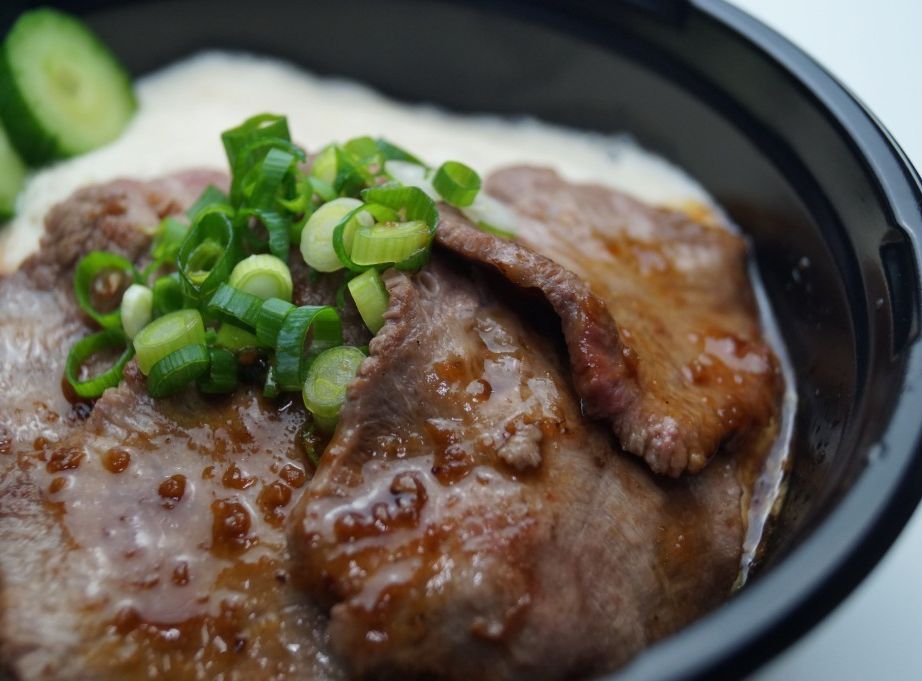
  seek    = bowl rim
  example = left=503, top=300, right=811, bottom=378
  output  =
left=7, top=0, right=922, bottom=678
left=573, top=1, right=922, bottom=678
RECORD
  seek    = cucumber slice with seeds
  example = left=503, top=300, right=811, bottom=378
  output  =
left=0, top=8, right=136, bottom=164
left=0, top=120, right=25, bottom=219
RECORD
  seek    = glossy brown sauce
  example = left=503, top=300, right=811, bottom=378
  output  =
left=297, top=300, right=559, bottom=642
left=29, top=384, right=341, bottom=680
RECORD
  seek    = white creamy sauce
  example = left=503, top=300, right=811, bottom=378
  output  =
left=0, top=51, right=712, bottom=271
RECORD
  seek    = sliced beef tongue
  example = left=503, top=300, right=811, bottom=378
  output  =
left=290, top=255, right=747, bottom=681
left=1, top=369, right=340, bottom=681
left=0, top=171, right=226, bottom=466
left=437, top=166, right=782, bottom=476
left=0, top=173, right=352, bottom=680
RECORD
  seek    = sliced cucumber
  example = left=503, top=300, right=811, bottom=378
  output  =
left=0, top=8, right=136, bottom=164
left=0, top=120, right=25, bottom=219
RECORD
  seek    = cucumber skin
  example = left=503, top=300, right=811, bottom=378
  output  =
left=0, top=9, right=137, bottom=165
left=0, top=43, right=56, bottom=165
left=0, top=120, right=25, bottom=219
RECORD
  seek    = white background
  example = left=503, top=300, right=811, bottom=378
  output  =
left=728, top=1, right=922, bottom=679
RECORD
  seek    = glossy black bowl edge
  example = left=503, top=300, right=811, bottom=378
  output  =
left=429, top=1, right=922, bottom=679
left=540, top=2, right=922, bottom=679
left=3, top=1, right=922, bottom=680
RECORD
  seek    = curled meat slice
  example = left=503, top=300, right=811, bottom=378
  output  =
left=436, top=167, right=781, bottom=476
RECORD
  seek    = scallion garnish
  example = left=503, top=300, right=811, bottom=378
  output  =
left=349, top=220, right=431, bottom=266
left=347, top=268, right=389, bottom=333
left=119, top=283, right=153, bottom=339
left=185, top=184, right=229, bottom=219
left=256, top=297, right=295, bottom=348
left=228, top=254, right=293, bottom=302
left=300, top=197, right=371, bottom=273
left=221, top=113, right=291, bottom=172
left=74, top=251, right=138, bottom=330
left=177, top=209, right=242, bottom=303
left=197, top=347, right=238, bottom=394
left=150, top=216, right=189, bottom=263
left=375, top=138, right=424, bottom=164
left=215, top=323, right=258, bottom=352
left=146, top=343, right=210, bottom=397
left=63, top=113, right=519, bottom=408
left=152, top=273, right=184, bottom=316
left=384, top=160, right=438, bottom=200
left=275, top=305, right=342, bottom=392
left=65, top=330, right=135, bottom=398
left=206, top=283, right=263, bottom=329
left=301, top=345, right=366, bottom=431
left=132, top=308, right=206, bottom=375
left=433, top=160, right=481, bottom=207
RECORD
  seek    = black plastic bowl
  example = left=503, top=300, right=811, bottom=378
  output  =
left=4, top=1, right=921, bottom=679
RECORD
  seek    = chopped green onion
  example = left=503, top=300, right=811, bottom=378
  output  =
left=384, top=160, right=438, bottom=200
left=185, top=184, right=229, bottom=219
left=362, top=185, right=440, bottom=226
left=74, top=251, right=137, bottom=330
left=349, top=221, right=431, bottom=266
left=150, top=216, right=189, bottom=263
left=348, top=269, right=389, bottom=334
left=256, top=297, right=295, bottom=348
left=229, top=253, right=293, bottom=301
left=65, top=330, right=134, bottom=399
left=461, top=192, right=518, bottom=239
left=310, top=144, right=337, bottom=185
left=177, top=209, right=242, bottom=303
left=146, top=344, right=210, bottom=398
left=238, top=206, right=292, bottom=262
left=375, top=138, right=424, bottom=164
left=197, top=348, right=238, bottom=394
left=333, top=145, right=376, bottom=196
left=300, top=197, right=372, bottom=273
left=275, top=305, right=342, bottom=392
left=309, top=176, right=336, bottom=203
left=343, top=136, right=381, bottom=164
left=206, top=283, right=262, bottom=329
left=120, top=284, right=153, bottom=339
left=152, top=273, right=184, bottom=316
left=302, top=346, right=366, bottom=431
left=215, top=323, right=258, bottom=351
left=433, top=161, right=481, bottom=207
left=221, top=113, right=290, bottom=169
left=335, top=185, right=439, bottom=271
left=132, top=308, right=206, bottom=375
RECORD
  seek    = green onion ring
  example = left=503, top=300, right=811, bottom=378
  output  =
left=432, top=160, right=481, bottom=207
left=65, top=330, right=134, bottom=399
left=177, top=209, right=243, bottom=304
left=152, top=273, right=185, bottom=316
left=206, top=283, right=263, bottom=330
left=197, top=348, right=238, bottom=394
left=146, top=344, right=211, bottom=398
left=221, top=113, right=291, bottom=169
left=274, top=305, right=342, bottom=392
left=133, top=308, right=206, bottom=375
left=74, top=251, right=138, bottom=330
left=302, top=345, right=366, bottom=432
left=256, top=297, right=295, bottom=348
